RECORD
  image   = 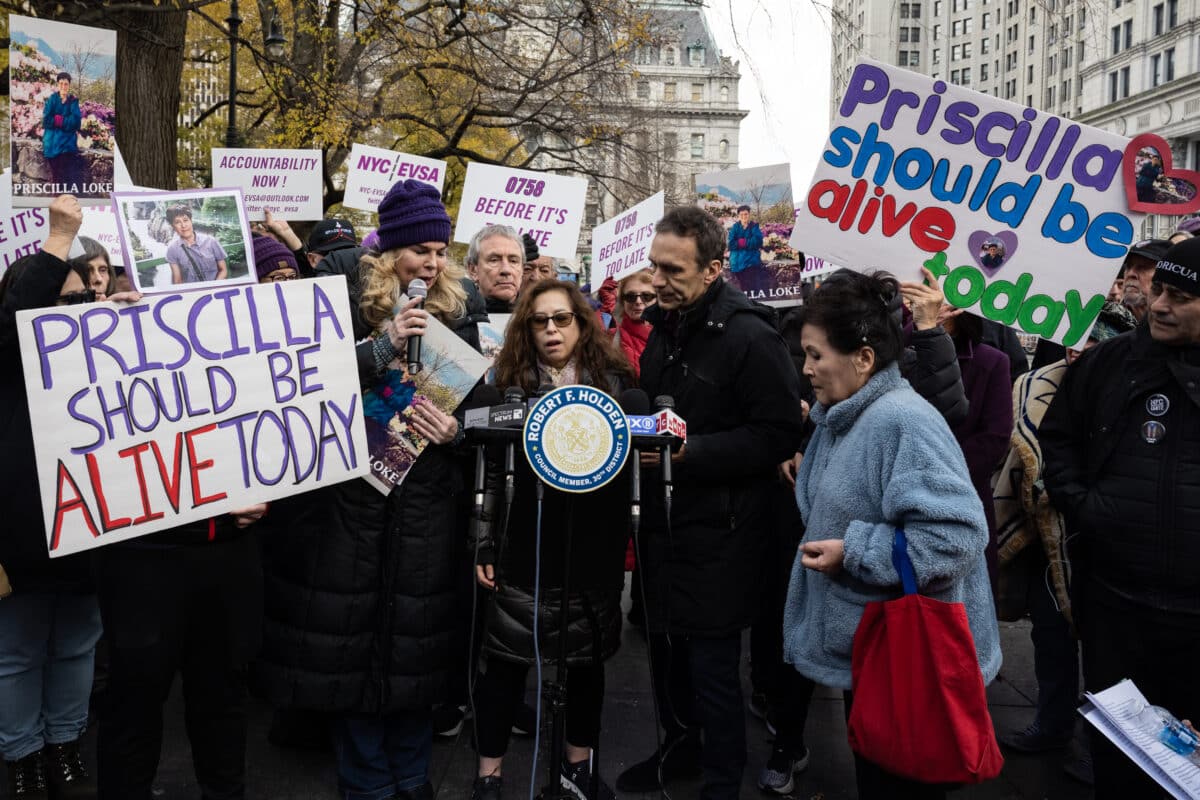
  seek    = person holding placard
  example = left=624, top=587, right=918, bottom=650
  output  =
left=256, top=179, right=488, bottom=800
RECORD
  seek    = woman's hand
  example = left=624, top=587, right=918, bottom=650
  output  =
left=476, top=564, right=497, bottom=590
left=779, top=451, right=803, bottom=487
left=407, top=397, right=459, bottom=445
left=800, top=539, right=845, bottom=574
left=103, top=290, right=142, bottom=304
left=230, top=503, right=269, bottom=529
left=385, top=295, right=428, bottom=352
left=899, top=266, right=946, bottom=331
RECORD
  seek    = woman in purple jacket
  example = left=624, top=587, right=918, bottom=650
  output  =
left=940, top=307, right=1015, bottom=582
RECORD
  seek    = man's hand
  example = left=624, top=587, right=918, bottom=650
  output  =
left=639, top=443, right=686, bottom=468
left=230, top=503, right=269, bottom=529
left=44, top=194, right=83, bottom=261
left=800, top=539, right=845, bottom=574
left=900, top=266, right=949, bottom=331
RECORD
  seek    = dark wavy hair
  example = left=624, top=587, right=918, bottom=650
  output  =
left=494, top=279, right=634, bottom=395
left=69, top=236, right=114, bottom=295
left=655, top=206, right=726, bottom=271
left=803, top=269, right=903, bottom=372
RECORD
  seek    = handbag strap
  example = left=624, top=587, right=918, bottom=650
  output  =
left=891, top=528, right=919, bottom=596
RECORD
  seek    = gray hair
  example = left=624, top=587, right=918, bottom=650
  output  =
left=466, top=224, right=523, bottom=267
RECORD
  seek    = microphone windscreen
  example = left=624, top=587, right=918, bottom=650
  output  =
left=407, top=278, right=428, bottom=301
left=619, top=388, right=651, bottom=416
left=503, top=386, right=527, bottom=403
left=654, top=394, right=675, bottom=411
left=474, top=384, right=503, bottom=407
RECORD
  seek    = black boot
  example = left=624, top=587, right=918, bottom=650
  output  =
left=615, top=730, right=702, bottom=792
left=5, top=750, right=48, bottom=800
left=45, top=739, right=94, bottom=799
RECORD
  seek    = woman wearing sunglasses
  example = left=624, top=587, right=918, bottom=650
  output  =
left=612, top=270, right=655, bottom=379
left=469, top=279, right=634, bottom=800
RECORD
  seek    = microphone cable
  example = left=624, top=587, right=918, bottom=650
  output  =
left=528, top=480, right=546, bottom=800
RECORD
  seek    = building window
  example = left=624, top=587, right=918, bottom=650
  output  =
left=933, top=23, right=942, bottom=38
left=1063, top=79, right=1071, bottom=99
left=690, top=133, right=704, bottom=159
left=902, top=27, right=911, bottom=42
left=901, top=2, right=911, bottom=17
left=901, top=50, right=911, bottom=66
left=964, top=42, right=972, bottom=57
left=935, top=0, right=942, bottom=14
left=1046, top=86, right=1055, bottom=105
left=720, top=85, right=730, bottom=102
left=1111, top=25, right=1120, bottom=54
left=1123, top=20, right=1132, bottom=49
left=1153, top=4, right=1164, bottom=34
left=664, top=82, right=676, bottom=101
left=933, top=48, right=941, bottom=64
left=952, top=44, right=961, bottom=60
left=911, top=50, right=921, bottom=65
left=982, top=37, right=991, bottom=54
left=1113, top=0, right=1121, bottom=7
left=1029, top=5, right=1035, bottom=21
left=1168, top=0, right=1178, bottom=26
left=1152, top=53, right=1162, bottom=87
left=1048, top=54, right=1056, bottom=74
left=952, top=20, right=960, bottom=35
left=662, top=132, right=677, bottom=158
left=1121, top=65, right=1130, bottom=98
left=912, top=2, right=923, bottom=15
left=1028, top=34, right=1035, bottom=53
left=691, top=83, right=704, bottom=101
left=688, top=45, right=705, bottom=65
left=1109, top=71, right=1119, bottom=102
left=983, top=13, right=991, bottom=28
left=636, top=80, right=649, bottom=99
left=912, top=27, right=921, bottom=41
left=719, top=139, right=729, bottom=158
left=951, top=68, right=960, bottom=82
left=961, top=67, right=972, bottom=85
left=1166, top=47, right=1176, bottom=81
left=664, top=46, right=676, bottom=65
left=982, top=62, right=990, bottom=79
left=1028, top=64, right=1034, bottom=83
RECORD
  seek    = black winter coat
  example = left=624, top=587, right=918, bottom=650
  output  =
left=638, top=280, right=805, bottom=636
left=0, top=251, right=94, bottom=593
left=255, top=274, right=488, bottom=714
left=1041, top=323, right=1200, bottom=614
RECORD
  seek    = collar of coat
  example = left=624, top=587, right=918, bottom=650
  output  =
left=1123, top=320, right=1200, bottom=409
left=810, top=362, right=906, bottom=436
left=643, top=278, right=772, bottom=334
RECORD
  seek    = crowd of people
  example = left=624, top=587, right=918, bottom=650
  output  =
left=1, top=177, right=1198, bottom=800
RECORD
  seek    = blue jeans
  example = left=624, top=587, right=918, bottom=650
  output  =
left=333, top=709, right=432, bottom=800
left=0, top=591, right=102, bottom=760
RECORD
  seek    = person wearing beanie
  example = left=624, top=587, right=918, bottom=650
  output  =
left=466, top=224, right=525, bottom=314
left=252, top=235, right=300, bottom=282
left=1040, top=237, right=1200, bottom=798
left=255, top=178, right=488, bottom=800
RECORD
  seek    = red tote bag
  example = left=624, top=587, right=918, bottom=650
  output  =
left=846, top=529, right=1004, bottom=785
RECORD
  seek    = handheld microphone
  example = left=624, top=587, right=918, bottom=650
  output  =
left=619, top=389, right=651, bottom=529
left=405, top=278, right=427, bottom=374
left=470, top=385, right=503, bottom=518
left=654, top=395, right=679, bottom=509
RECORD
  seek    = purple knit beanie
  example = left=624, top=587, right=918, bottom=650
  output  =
left=376, top=179, right=451, bottom=252
left=253, top=234, right=299, bottom=281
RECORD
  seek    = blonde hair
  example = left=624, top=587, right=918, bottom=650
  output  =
left=358, top=250, right=468, bottom=331
left=613, top=269, right=655, bottom=323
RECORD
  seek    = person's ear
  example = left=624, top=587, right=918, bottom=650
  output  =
left=853, top=346, right=876, bottom=376
left=702, top=259, right=723, bottom=285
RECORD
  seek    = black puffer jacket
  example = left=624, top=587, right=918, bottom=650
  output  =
left=1041, top=323, right=1200, bottom=614
left=900, top=323, right=970, bottom=425
left=255, top=273, right=487, bottom=713
left=471, top=371, right=629, bottom=666
left=639, top=279, right=805, bottom=636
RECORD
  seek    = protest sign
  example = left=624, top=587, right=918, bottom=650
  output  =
left=17, top=276, right=368, bottom=557
left=342, top=144, right=446, bottom=212
left=211, top=148, right=323, bottom=221
left=0, top=197, right=49, bottom=276
left=697, top=163, right=804, bottom=307
left=8, top=16, right=116, bottom=206
left=454, top=163, right=587, bottom=259
left=591, top=192, right=662, bottom=283
left=362, top=314, right=491, bottom=494
left=791, top=59, right=1145, bottom=346
left=79, top=202, right=124, bottom=266
left=112, top=188, right=256, bottom=294
left=801, top=254, right=841, bottom=279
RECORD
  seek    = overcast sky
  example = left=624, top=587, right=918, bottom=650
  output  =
left=702, top=0, right=833, bottom=194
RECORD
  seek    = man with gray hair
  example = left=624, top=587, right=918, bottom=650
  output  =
left=467, top=224, right=525, bottom=314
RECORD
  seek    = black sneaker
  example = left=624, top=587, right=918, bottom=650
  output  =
left=512, top=702, right=538, bottom=736
left=560, top=757, right=616, bottom=800
left=615, top=733, right=702, bottom=792
left=757, top=744, right=810, bottom=795
left=998, top=722, right=1072, bottom=753
left=470, top=774, right=503, bottom=800
left=45, top=740, right=93, bottom=799
left=5, top=750, right=48, bottom=800
left=433, top=703, right=468, bottom=737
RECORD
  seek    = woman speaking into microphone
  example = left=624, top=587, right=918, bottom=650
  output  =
left=470, top=280, right=634, bottom=800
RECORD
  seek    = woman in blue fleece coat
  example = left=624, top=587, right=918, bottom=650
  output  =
left=782, top=270, right=1000, bottom=797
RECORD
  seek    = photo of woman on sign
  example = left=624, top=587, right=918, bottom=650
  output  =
left=1136, top=151, right=1163, bottom=203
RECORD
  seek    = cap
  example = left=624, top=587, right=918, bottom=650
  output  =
left=1154, top=237, right=1200, bottom=297
left=307, top=218, right=359, bottom=255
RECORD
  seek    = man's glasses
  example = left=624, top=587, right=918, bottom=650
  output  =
left=622, top=292, right=656, bottom=304
left=529, top=311, right=577, bottom=330
left=57, top=289, right=96, bottom=306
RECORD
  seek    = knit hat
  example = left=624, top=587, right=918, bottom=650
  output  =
left=1089, top=300, right=1137, bottom=342
left=253, top=234, right=299, bottom=281
left=522, top=232, right=540, bottom=263
left=1154, top=237, right=1200, bottom=297
left=307, top=218, right=359, bottom=254
left=1176, top=215, right=1200, bottom=235
left=376, top=179, right=451, bottom=253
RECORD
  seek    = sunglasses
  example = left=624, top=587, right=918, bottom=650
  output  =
left=57, top=289, right=97, bottom=306
left=529, top=311, right=577, bottom=330
left=622, top=292, right=656, bottom=304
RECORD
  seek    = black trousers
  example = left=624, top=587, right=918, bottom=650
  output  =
left=843, top=691, right=948, bottom=800
left=648, top=632, right=745, bottom=800
left=473, top=657, right=603, bottom=759
left=96, top=535, right=263, bottom=800
left=1080, top=581, right=1200, bottom=800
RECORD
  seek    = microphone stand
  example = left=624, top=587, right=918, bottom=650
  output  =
left=539, top=502, right=575, bottom=800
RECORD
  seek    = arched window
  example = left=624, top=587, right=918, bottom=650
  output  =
left=720, top=85, right=730, bottom=102
left=719, top=139, right=729, bottom=158
left=664, top=46, right=677, bottom=65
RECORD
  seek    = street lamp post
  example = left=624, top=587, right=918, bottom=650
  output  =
left=225, top=0, right=242, bottom=148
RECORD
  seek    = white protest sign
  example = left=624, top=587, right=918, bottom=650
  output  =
left=211, top=148, right=323, bottom=221
left=0, top=188, right=49, bottom=276
left=591, top=192, right=663, bottom=282
left=17, top=276, right=369, bottom=557
left=78, top=203, right=124, bottom=266
left=455, top=163, right=588, bottom=259
left=791, top=59, right=1144, bottom=347
left=800, top=254, right=841, bottom=278
left=342, top=144, right=446, bottom=212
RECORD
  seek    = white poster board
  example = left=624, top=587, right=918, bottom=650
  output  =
left=211, top=148, right=324, bottom=221
left=791, top=59, right=1145, bottom=347
left=591, top=192, right=663, bottom=283
left=454, top=163, right=588, bottom=259
left=342, top=144, right=446, bottom=212
left=78, top=203, right=124, bottom=266
left=17, top=276, right=369, bottom=556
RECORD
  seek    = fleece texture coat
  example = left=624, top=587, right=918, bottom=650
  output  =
left=783, top=363, right=1002, bottom=690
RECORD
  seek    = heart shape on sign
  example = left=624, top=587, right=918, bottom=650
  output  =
left=1123, top=133, right=1200, bottom=215
left=968, top=230, right=1019, bottom=277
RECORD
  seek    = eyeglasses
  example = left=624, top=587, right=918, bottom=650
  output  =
left=57, top=289, right=96, bottom=306
left=529, top=311, right=577, bottom=330
left=622, top=292, right=656, bottom=304
left=262, top=270, right=299, bottom=282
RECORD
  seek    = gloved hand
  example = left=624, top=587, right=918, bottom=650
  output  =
left=737, top=237, right=746, bottom=247
left=54, top=114, right=64, bottom=128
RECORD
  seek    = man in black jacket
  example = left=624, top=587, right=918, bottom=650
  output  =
left=617, top=207, right=804, bottom=799
left=466, top=225, right=525, bottom=315
left=1041, top=237, right=1200, bottom=798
